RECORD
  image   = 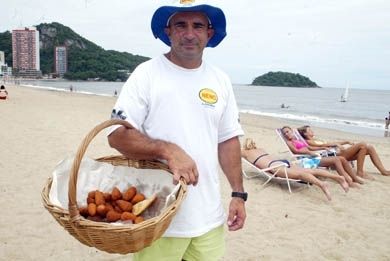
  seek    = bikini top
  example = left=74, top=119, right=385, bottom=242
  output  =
left=292, top=139, right=307, bottom=150
left=312, top=139, right=326, bottom=145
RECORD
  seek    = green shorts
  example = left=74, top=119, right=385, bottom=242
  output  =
left=133, top=225, right=225, bottom=261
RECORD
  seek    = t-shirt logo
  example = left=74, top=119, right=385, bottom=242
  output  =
left=199, top=88, right=218, bottom=105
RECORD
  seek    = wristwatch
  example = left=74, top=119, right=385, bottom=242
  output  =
left=231, top=191, right=248, bottom=201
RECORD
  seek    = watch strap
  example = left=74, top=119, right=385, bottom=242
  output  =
left=231, top=191, right=248, bottom=201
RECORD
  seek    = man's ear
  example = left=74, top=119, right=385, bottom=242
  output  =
left=164, top=27, right=171, bottom=37
left=207, top=28, right=215, bottom=41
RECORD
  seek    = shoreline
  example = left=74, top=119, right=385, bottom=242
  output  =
left=1, top=85, right=390, bottom=260
left=4, top=82, right=388, bottom=137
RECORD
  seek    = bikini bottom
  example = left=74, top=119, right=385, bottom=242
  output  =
left=252, top=153, right=269, bottom=165
left=267, top=159, right=291, bottom=168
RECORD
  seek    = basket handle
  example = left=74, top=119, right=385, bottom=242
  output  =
left=68, top=119, right=134, bottom=223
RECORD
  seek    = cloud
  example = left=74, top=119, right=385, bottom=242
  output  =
left=1, top=0, right=390, bottom=89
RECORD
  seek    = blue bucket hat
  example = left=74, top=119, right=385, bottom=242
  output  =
left=151, top=1, right=226, bottom=48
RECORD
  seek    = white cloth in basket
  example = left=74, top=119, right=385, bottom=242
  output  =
left=49, top=155, right=177, bottom=218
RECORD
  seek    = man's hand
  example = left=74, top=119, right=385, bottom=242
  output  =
left=227, top=198, right=246, bottom=231
left=167, top=145, right=199, bottom=186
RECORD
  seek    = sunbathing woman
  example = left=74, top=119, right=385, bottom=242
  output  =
left=280, top=126, right=364, bottom=187
left=241, top=138, right=349, bottom=201
left=297, top=125, right=390, bottom=178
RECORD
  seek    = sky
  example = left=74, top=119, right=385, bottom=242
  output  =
left=1, top=0, right=390, bottom=90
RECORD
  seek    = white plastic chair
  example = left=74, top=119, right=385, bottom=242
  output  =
left=242, top=157, right=308, bottom=193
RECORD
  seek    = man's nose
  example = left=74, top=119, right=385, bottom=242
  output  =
left=182, top=27, right=196, bottom=39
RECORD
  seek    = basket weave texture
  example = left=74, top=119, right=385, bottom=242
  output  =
left=41, top=119, right=187, bottom=254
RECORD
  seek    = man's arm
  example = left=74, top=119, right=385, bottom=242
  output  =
left=218, top=136, right=246, bottom=231
left=108, top=126, right=198, bottom=185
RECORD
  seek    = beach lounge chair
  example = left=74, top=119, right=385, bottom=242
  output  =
left=275, top=128, right=355, bottom=169
left=275, top=128, right=335, bottom=159
left=242, top=157, right=308, bottom=193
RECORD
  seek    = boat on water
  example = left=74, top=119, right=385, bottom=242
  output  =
left=340, top=84, right=349, bottom=102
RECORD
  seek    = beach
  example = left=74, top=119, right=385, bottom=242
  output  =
left=1, top=85, right=390, bottom=260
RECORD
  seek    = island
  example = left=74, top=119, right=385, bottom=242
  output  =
left=252, top=71, right=319, bottom=88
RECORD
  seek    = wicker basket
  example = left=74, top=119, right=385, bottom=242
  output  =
left=41, top=119, right=187, bottom=254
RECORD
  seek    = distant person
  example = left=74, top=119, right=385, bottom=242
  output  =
left=114, top=89, right=118, bottom=96
left=69, top=85, right=73, bottom=92
left=384, top=129, right=389, bottom=138
left=0, top=85, right=8, bottom=100
left=385, top=116, right=390, bottom=130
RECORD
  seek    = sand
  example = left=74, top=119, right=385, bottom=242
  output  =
left=1, top=85, right=389, bottom=260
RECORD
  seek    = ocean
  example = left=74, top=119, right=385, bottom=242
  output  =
left=13, top=79, right=390, bottom=137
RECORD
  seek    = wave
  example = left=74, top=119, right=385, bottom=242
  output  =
left=20, top=84, right=115, bottom=98
left=18, top=83, right=386, bottom=136
left=240, top=109, right=385, bottom=130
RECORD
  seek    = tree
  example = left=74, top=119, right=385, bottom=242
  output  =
left=252, top=71, right=318, bottom=87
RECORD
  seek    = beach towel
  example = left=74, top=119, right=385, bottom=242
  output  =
left=298, top=156, right=321, bottom=169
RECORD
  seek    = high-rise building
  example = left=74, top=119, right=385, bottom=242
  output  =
left=12, top=27, right=41, bottom=77
left=0, top=51, right=5, bottom=66
left=55, top=46, right=67, bottom=77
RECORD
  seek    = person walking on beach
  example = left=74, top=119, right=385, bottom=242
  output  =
left=385, top=112, right=390, bottom=129
left=0, top=85, right=8, bottom=100
left=108, top=1, right=246, bottom=260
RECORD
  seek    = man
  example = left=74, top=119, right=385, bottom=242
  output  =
left=108, top=1, right=247, bottom=260
left=386, top=112, right=390, bottom=129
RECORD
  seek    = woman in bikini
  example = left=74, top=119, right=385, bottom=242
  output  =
left=241, top=138, right=349, bottom=201
left=297, top=125, right=390, bottom=178
left=281, top=126, right=364, bottom=187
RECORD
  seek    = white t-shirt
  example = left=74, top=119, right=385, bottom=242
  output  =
left=111, top=54, right=243, bottom=237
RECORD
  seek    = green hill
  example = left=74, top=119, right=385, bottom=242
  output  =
left=252, top=71, right=319, bottom=87
left=0, top=31, right=12, bottom=66
left=0, top=22, right=150, bottom=81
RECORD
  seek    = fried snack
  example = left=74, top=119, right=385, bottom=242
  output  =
left=106, top=210, right=122, bottom=222
left=111, top=187, right=122, bottom=201
left=121, top=211, right=136, bottom=221
left=96, top=204, right=107, bottom=217
left=132, top=194, right=157, bottom=216
left=84, top=186, right=156, bottom=223
left=116, top=200, right=133, bottom=212
left=87, top=197, right=95, bottom=204
left=123, top=186, right=137, bottom=201
left=105, top=202, right=114, bottom=212
left=103, top=192, right=111, bottom=202
left=131, top=193, right=145, bottom=204
left=79, top=207, right=89, bottom=217
left=95, top=191, right=105, bottom=205
left=87, top=215, right=104, bottom=222
left=88, top=203, right=97, bottom=216
left=114, top=206, right=123, bottom=213
left=134, top=216, right=144, bottom=224
left=88, top=191, right=96, bottom=199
